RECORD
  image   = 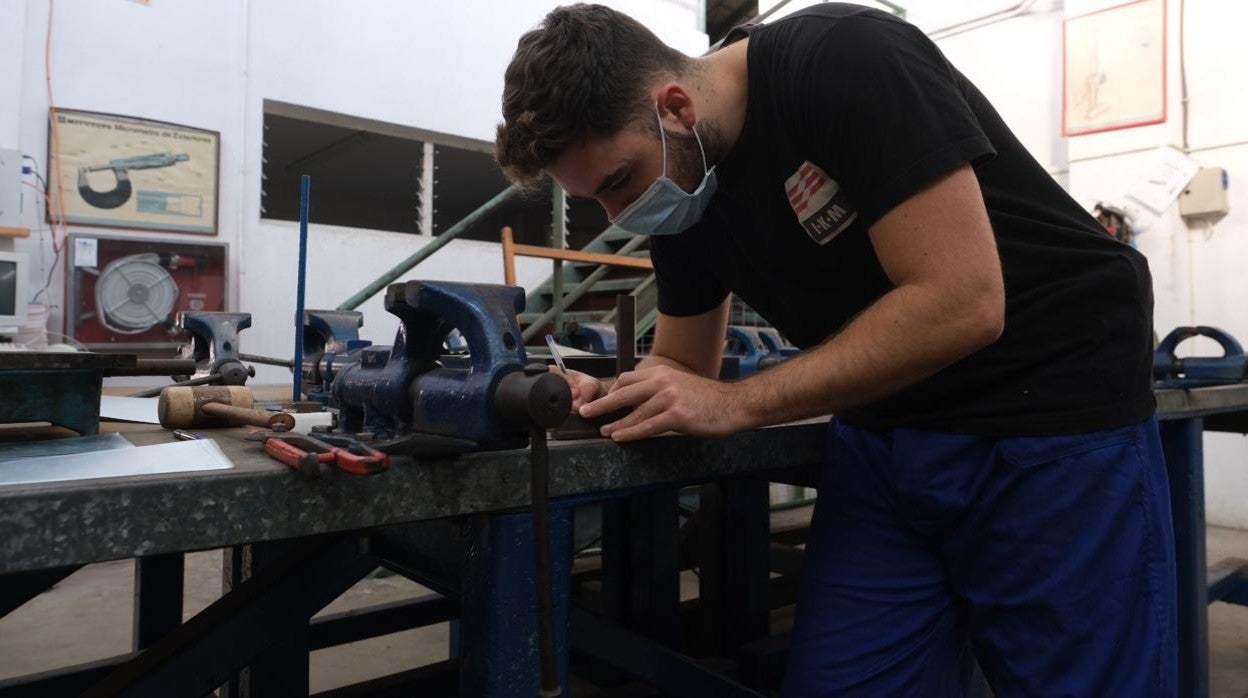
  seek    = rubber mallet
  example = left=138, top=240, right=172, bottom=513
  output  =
left=158, top=385, right=295, bottom=431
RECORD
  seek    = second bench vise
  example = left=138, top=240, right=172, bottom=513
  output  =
left=329, top=280, right=572, bottom=454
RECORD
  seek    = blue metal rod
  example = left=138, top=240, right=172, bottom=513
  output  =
left=294, top=175, right=310, bottom=401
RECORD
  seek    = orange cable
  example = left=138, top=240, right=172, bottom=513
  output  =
left=45, top=0, right=68, bottom=253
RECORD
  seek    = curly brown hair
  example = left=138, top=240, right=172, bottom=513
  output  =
left=495, top=4, right=693, bottom=187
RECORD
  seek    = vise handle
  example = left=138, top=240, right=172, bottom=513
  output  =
left=1154, top=326, right=1248, bottom=385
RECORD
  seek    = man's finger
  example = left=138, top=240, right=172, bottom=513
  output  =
left=607, top=370, right=640, bottom=394
left=601, top=395, right=666, bottom=436
left=610, top=413, right=677, bottom=442
left=580, top=378, right=657, bottom=418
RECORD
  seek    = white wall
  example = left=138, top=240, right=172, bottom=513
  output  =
left=0, top=0, right=26, bottom=146
left=929, top=0, right=1248, bottom=528
left=2, top=0, right=707, bottom=381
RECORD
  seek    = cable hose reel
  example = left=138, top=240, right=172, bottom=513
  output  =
left=94, top=253, right=179, bottom=335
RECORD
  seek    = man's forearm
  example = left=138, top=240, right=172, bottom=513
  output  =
left=734, top=282, right=1003, bottom=429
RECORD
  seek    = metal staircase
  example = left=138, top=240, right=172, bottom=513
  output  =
left=517, top=222, right=658, bottom=345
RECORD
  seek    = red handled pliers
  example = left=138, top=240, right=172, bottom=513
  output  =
left=246, top=431, right=389, bottom=477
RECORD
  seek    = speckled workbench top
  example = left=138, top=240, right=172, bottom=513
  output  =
left=0, top=419, right=828, bottom=575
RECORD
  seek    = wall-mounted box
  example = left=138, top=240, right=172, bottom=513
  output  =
left=1180, top=167, right=1229, bottom=221
left=0, top=148, right=20, bottom=229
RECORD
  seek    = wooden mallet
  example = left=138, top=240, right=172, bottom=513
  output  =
left=158, top=385, right=295, bottom=432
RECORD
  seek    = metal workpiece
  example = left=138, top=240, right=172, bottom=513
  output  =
left=0, top=420, right=828, bottom=576
left=176, top=311, right=256, bottom=386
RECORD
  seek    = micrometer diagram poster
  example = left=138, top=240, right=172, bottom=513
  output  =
left=47, top=109, right=220, bottom=234
left=1062, top=0, right=1167, bottom=137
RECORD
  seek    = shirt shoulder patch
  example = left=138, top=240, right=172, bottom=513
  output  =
left=785, top=161, right=857, bottom=245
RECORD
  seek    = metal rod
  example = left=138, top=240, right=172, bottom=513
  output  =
left=551, top=183, right=566, bottom=339
left=126, top=373, right=224, bottom=398
left=295, top=175, right=310, bottom=401
left=239, top=353, right=295, bottom=369
left=530, top=427, right=561, bottom=696
left=875, top=0, right=908, bottom=18
left=337, top=185, right=518, bottom=311
left=108, top=359, right=198, bottom=377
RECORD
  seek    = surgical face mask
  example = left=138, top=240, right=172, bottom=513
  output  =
left=607, top=106, right=718, bottom=237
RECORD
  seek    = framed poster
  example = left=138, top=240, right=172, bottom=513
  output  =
left=1062, top=0, right=1167, bottom=137
left=47, top=109, right=220, bottom=234
left=65, top=233, right=228, bottom=351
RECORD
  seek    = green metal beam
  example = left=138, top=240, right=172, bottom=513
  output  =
left=336, top=185, right=518, bottom=311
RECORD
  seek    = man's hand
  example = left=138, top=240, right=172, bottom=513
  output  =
left=549, top=366, right=605, bottom=410
left=578, top=364, right=751, bottom=442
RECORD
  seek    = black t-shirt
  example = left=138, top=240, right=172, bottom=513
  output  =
left=650, top=4, right=1155, bottom=436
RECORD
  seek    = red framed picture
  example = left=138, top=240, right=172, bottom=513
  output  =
left=65, top=233, right=228, bottom=351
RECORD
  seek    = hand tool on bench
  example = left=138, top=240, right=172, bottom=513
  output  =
left=302, top=431, right=389, bottom=475
left=244, top=430, right=389, bottom=478
left=158, top=385, right=296, bottom=432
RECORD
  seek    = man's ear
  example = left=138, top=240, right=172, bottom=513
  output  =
left=655, top=82, right=697, bottom=132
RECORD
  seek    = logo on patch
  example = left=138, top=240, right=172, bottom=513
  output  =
left=785, top=161, right=857, bottom=245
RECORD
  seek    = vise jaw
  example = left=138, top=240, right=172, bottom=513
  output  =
left=1154, top=326, right=1248, bottom=388
left=301, top=309, right=372, bottom=404
left=176, top=312, right=255, bottom=385
left=331, top=281, right=571, bottom=451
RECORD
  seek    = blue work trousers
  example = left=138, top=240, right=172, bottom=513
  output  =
left=782, top=417, right=1177, bottom=697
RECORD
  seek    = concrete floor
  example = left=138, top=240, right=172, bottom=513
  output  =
left=2, top=527, right=1247, bottom=695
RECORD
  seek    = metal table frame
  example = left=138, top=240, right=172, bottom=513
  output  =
left=3, top=385, right=1248, bottom=696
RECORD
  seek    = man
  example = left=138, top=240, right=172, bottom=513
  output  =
left=496, top=4, right=1175, bottom=696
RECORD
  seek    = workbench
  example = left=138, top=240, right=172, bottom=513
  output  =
left=0, top=416, right=824, bottom=696
left=0, top=385, right=1246, bottom=696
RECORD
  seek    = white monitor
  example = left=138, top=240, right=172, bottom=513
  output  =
left=0, top=251, right=29, bottom=336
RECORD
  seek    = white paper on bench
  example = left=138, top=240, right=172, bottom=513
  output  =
left=0, top=438, right=234, bottom=486
left=100, top=395, right=162, bottom=424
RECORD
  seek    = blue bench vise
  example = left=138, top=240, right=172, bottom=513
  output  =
left=1154, top=326, right=1248, bottom=388
left=755, top=327, right=800, bottom=360
left=301, top=310, right=372, bottom=404
left=176, top=311, right=256, bottom=386
left=563, top=322, right=618, bottom=355
left=329, top=280, right=572, bottom=454
left=725, top=325, right=796, bottom=378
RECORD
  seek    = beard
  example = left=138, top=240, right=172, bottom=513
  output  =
left=663, top=119, right=724, bottom=194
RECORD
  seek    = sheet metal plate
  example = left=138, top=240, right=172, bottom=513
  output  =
left=0, top=432, right=135, bottom=461
left=0, top=438, right=234, bottom=486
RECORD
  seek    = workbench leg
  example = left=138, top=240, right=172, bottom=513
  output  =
left=698, top=480, right=771, bottom=657
left=1162, top=418, right=1208, bottom=698
left=220, top=541, right=313, bottom=698
left=600, top=490, right=681, bottom=645
left=459, top=508, right=572, bottom=698
left=132, top=553, right=184, bottom=651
